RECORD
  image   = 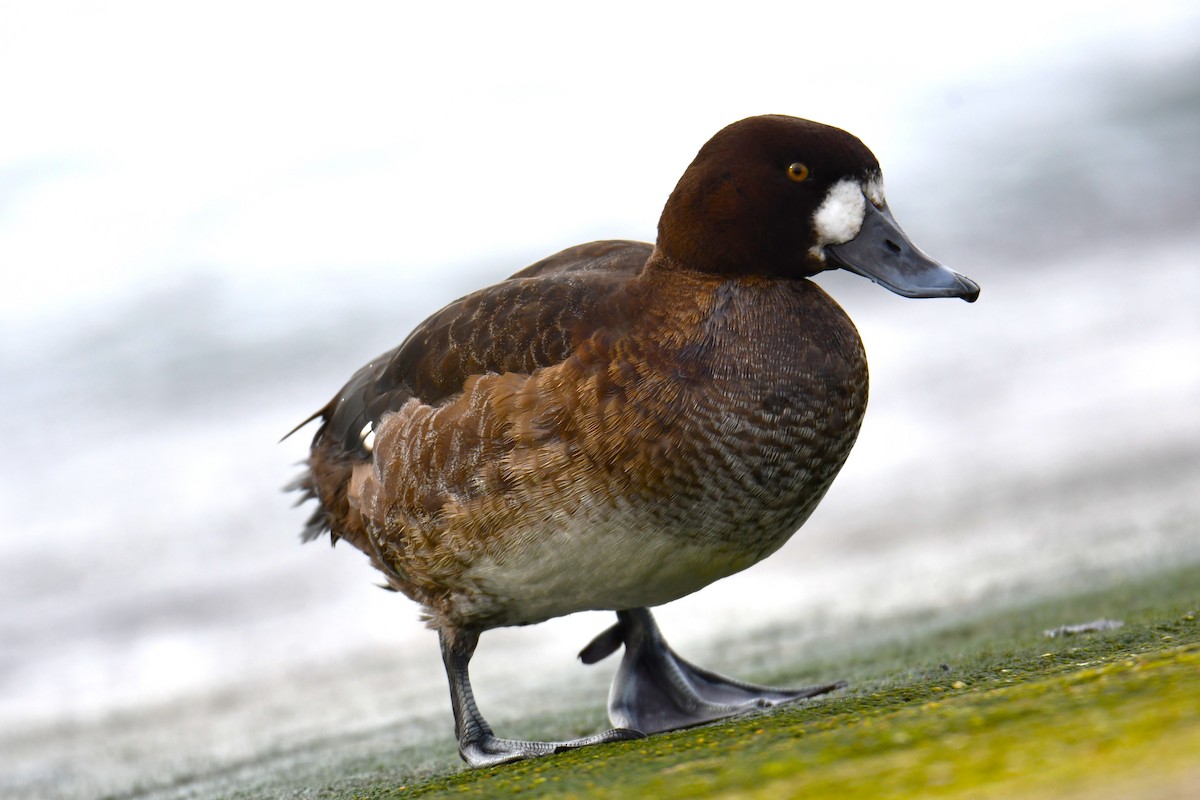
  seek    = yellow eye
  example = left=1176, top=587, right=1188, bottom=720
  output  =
left=786, top=162, right=810, bottom=182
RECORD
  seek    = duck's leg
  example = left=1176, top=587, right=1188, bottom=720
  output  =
left=439, top=627, right=644, bottom=768
left=579, top=608, right=845, bottom=734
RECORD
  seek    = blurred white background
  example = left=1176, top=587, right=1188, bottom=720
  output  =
left=2, top=2, right=1198, bottom=797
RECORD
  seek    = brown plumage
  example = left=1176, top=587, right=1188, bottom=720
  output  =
left=289, top=114, right=979, bottom=766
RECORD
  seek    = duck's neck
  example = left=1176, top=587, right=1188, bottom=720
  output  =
left=645, top=226, right=827, bottom=281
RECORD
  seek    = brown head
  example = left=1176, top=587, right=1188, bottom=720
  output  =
left=655, top=114, right=979, bottom=301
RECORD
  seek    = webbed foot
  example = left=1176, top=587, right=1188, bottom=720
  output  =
left=581, top=607, right=844, bottom=733
left=459, top=727, right=645, bottom=769
left=441, top=627, right=644, bottom=768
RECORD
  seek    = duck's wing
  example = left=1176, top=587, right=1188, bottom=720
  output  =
left=321, top=240, right=651, bottom=456
left=289, top=240, right=651, bottom=544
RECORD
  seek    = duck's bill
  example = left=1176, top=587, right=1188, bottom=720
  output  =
left=826, top=203, right=980, bottom=303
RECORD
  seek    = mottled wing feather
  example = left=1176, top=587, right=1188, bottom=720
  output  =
left=293, top=240, right=652, bottom=547
left=324, top=240, right=651, bottom=456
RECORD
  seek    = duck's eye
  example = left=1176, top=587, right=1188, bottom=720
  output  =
left=786, top=162, right=810, bottom=182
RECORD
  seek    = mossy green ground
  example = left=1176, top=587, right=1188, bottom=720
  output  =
left=261, top=565, right=1200, bottom=799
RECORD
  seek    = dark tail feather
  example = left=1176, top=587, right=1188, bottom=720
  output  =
left=285, top=468, right=339, bottom=545
left=280, top=409, right=324, bottom=443
left=300, top=505, right=337, bottom=544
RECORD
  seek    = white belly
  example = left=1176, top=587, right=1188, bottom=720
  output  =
left=451, top=493, right=812, bottom=627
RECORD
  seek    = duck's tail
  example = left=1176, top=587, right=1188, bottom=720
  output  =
left=284, top=465, right=335, bottom=544
left=283, top=405, right=351, bottom=547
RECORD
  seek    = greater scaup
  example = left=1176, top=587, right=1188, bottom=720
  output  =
left=289, top=114, right=979, bottom=767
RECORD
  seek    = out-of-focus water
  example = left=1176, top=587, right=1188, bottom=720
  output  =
left=2, top=29, right=1199, bottom=800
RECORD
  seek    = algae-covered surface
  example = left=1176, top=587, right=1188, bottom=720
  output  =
left=233, top=564, right=1199, bottom=800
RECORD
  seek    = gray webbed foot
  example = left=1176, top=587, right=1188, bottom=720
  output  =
left=580, top=607, right=845, bottom=734
left=440, top=627, right=644, bottom=768
left=459, top=728, right=645, bottom=769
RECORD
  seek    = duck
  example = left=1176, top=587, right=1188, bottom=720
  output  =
left=289, top=114, right=979, bottom=768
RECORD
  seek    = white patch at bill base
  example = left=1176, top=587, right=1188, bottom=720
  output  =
left=811, top=178, right=867, bottom=256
